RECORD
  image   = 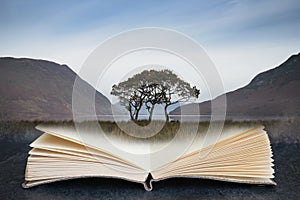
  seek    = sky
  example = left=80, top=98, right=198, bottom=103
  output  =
left=1, top=0, right=300, bottom=101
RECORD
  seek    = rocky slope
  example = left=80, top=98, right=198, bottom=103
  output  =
left=0, top=57, right=112, bottom=121
left=170, top=53, right=300, bottom=119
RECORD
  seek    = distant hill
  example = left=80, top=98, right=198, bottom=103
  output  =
left=0, top=57, right=112, bottom=121
left=170, top=53, right=300, bottom=119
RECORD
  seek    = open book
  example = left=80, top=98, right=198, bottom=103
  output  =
left=23, top=123, right=275, bottom=191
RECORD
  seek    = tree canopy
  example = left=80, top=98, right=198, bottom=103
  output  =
left=111, top=69, right=200, bottom=122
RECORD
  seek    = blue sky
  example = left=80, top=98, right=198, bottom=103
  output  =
left=1, top=0, right=300, bottom=99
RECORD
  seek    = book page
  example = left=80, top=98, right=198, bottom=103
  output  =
left=30, top=133, right=144, bottom=170
left=36, top=123, right=155, bottom=171
left=151, top=126, right=275, bottom=185
left=35, top=122, right=261, bottom=172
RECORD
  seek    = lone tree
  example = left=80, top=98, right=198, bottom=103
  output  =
left=111, top=69, right=200, bottom=122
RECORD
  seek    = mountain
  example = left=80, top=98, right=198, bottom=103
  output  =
left=170, top=53, right=300, bottom=119
left=0, top=57, right=112, bottom=121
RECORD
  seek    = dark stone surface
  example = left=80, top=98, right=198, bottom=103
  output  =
left=0, top=140, right=300, bottom=200
left=1, top=120, right=300, bottom=199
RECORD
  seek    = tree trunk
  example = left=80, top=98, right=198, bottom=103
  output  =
left=135, top=106, right=141, bottom=121
left=129, top=105, right=134, bottom=120
left=148, top=105, right=155, bottom=122
left=164, top=105, right=169, bottom=123
left=129, top=112, right=134, bottom=120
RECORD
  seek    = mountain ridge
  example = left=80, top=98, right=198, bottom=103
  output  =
left=0, top=57, right=112, bottom=121
left=170, top=53, right=300, bottom=119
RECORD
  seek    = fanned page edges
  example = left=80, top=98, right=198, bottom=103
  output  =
left=23, top=132, right=149, bottom=189
left=23, top=125, right=275, bottom=190
left=151, top=126, right=276, bottom=186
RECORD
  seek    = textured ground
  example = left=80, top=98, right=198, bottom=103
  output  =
left=0, top=129, right=300, bottom=199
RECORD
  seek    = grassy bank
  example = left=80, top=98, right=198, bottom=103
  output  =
left=0, top=118, right=299, bottom=143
